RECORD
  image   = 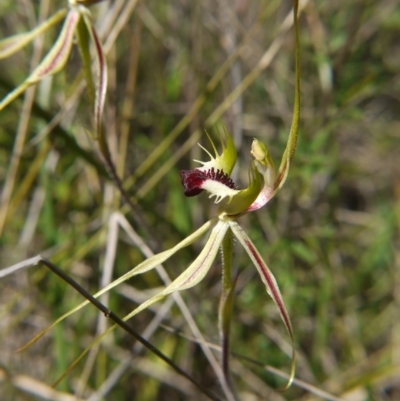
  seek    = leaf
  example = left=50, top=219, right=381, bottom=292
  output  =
left=75, top=11, right=95, bottom=105
left=0, top=9, right=68, bottom=59
left=81, top=12, right=107, bottom=137
left=0, top=9, right=80, bottom=111
left=19, top=218, right=217, bottom=351
left=229, top=220, right=296, bottom=388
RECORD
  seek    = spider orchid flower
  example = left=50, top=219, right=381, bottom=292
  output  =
left=84, top=122, right=299, bottom=389
left=180, top=127, right=281, bottom=218
left=23, top=125, right=299, bottom=391
left=20, top=1, right=300, bottom=392
left=70, top=1, right=299, bottom=388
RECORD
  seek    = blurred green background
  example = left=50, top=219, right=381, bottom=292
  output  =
left=0, top=0, right=399, bottom=400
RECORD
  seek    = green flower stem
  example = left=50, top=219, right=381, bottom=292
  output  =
left=219, top=228, right=238, bottom=398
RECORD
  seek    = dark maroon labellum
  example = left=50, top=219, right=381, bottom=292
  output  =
left=180, top=169, right=206, bottom=197
left=180, top=168, right=238, bottom=197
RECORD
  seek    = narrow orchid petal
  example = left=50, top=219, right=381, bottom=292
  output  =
left=28, top=9, right=80, bottom=82
left=18, top=218, right=217, bottom=351
left=50, top=221, right=229, bottom=389
left=0, top=9, right=80, bottom=111
left=121, top=219, right=229, bottom=322
left=0, top=9, right=68, bottom=59
left=110, top=218, right=217, bottom=288
left=229, top=220, right=296, bottom=387
left=81, top=12, right=107, bottom=137
left=274, top=0, right=300, bottom=192
left=51, top=220, right=229, bottom=362
left=0, top=33, right=33, bottom=59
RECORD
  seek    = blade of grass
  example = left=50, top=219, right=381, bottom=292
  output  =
left=0, top=0, right=52, bottom=235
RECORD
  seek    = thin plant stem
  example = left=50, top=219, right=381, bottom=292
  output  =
left=219, top=229, right=238, bottom=400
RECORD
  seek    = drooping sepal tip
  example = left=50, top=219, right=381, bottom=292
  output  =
left=229, top=220, right=296, bottom=390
